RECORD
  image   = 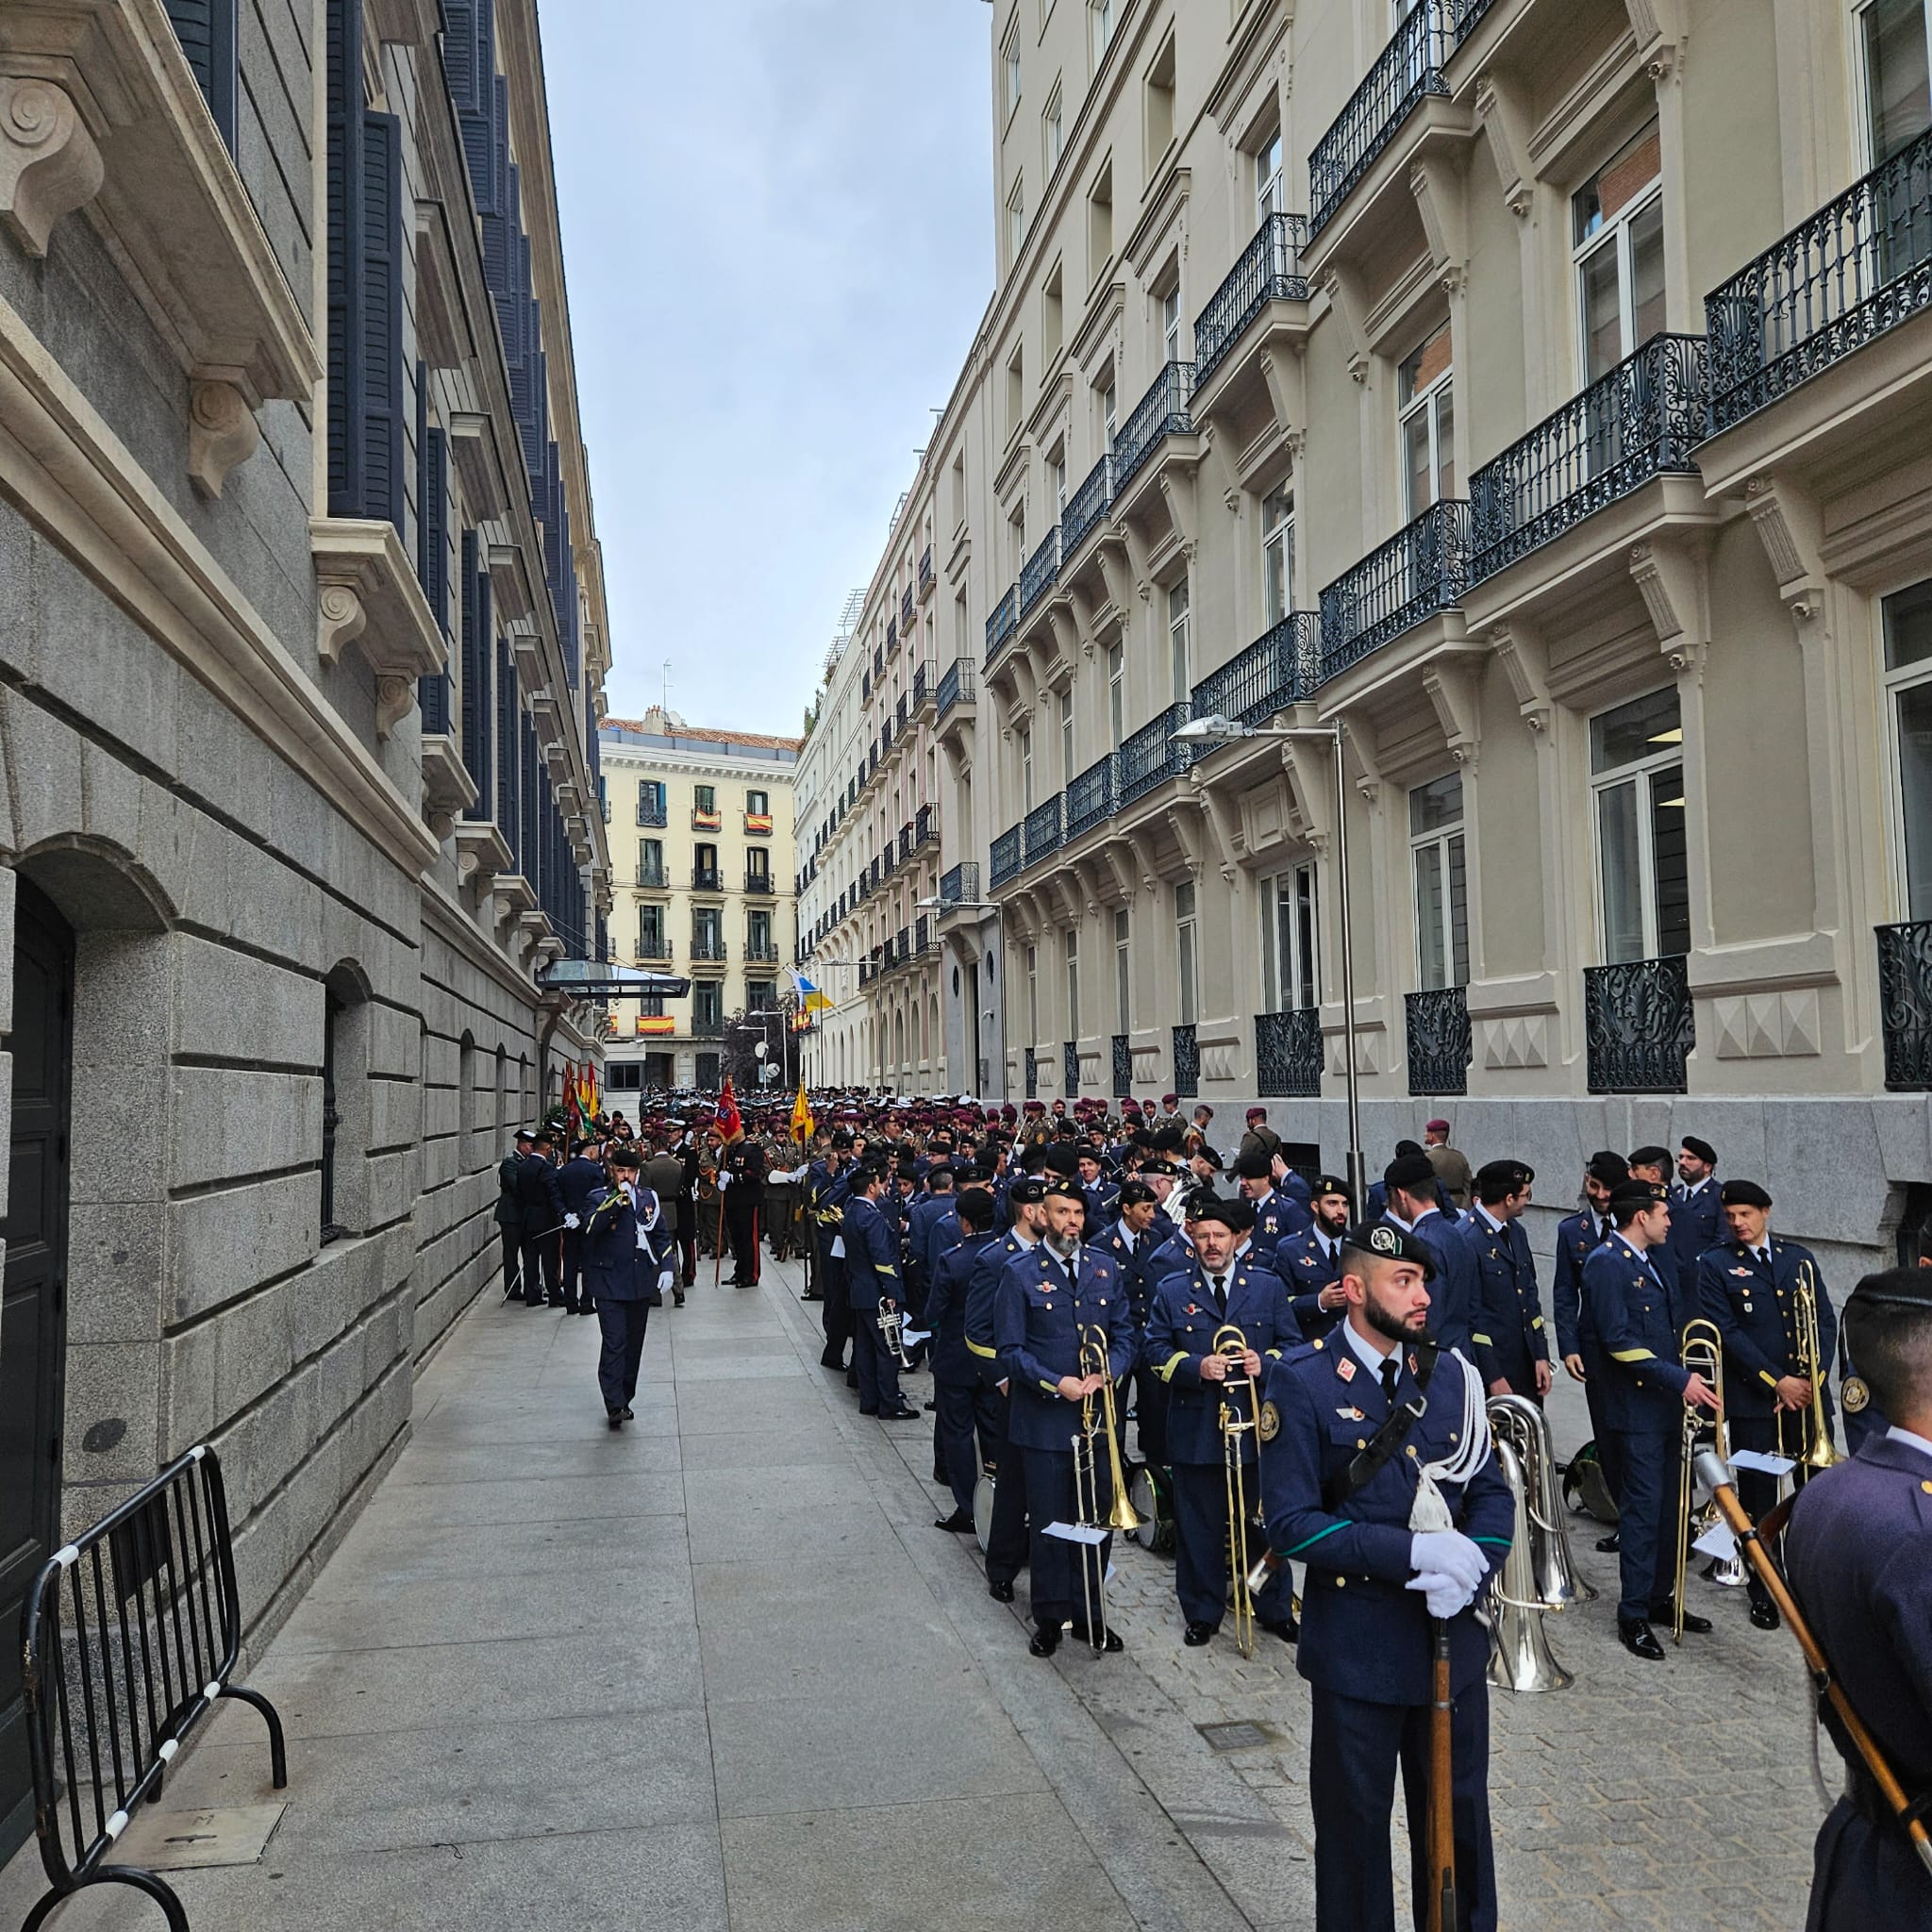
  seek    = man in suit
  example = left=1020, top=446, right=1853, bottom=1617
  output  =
left=1459, top=1159, right=1551, bottom=1401
left=1379, top=1150, right=1475, bottom=1358
left=842, top=1163, right=917, bottom=1421
left=926, top=1186, right=1001, bottom=1532
left=1144, top=1195, right=1300, bottom=1645
left=555, top=1137, right=607, bottom=1316
left=1273, top=1175, right=1354, bottom=1343
left=578, top=1144, right=673, bottom=1427
left=495, top=1128, right=536, bottom=1301
left=515, top=1129, right=566, bottom=1307
left=1554, top=1149, right=1629, bottom=1542
left=642, top=1138, right=688, bottom=1306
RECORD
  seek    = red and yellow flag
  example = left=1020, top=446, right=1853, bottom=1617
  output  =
left=716, top=1075, right=742, bottom=1144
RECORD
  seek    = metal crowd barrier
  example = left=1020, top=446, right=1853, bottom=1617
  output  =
left=18, top=1444, right=286, bottom=1931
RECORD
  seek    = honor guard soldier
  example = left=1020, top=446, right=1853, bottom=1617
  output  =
left=841, top=1163, right=917, bottom=1420
left=1235, top=1148, right=1312, bottom=1261
left=1586, top=1179, right=1721, bottom=1658
left=511, top=1129, right=566, bottom=1307
left=1783, top=1267, right=1932, bottom=1931
left=1672, top=1135, right=1722, bottom=1254
left=555, top=1138, right=607, bottom=1317
left=1256, top=1222, right=1514, bottom=1931
left=495, top=1128, right=539, bottom=1302
left=719, top=1135, right=766, bottom=1286
left=1272, top=1176, right=1354, bottom=1343
left=1695, top=1177, right=1838, bottom=1630
left=578, top=1145, right=674, bottom=1428
left=1554, top=1150, right=1629, bottom=1538
left=925, top=1186, right=1002, bottom=1532
left=1459, top=1160, right=1553, bottom=1401
left=992, top=1180, right=1139, bottom=1656
left=1379, top=1150, right=1477, bottom=1359
left=1143, top=1195, right=1300, bottom=1646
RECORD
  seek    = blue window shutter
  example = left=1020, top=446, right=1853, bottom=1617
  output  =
left=361, top=112, right=404, bottom=530
left=165, top=0, right=238, bottom=152
left=325, top=0, right=364, bottom=517
left=497, top=641, right=519, bottom=863
left=460, top=530, right=493, bottom=815
left=520, top=714, right=539, bottom=887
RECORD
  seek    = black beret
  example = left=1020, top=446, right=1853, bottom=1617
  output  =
left=924, top=1163, right=955, bottom=1184
left=1234, top=1148, right=1273, bottom=1180
left=1385, top=1151, right=1437, bottom=1191
left=1628, top=1145, right=1673, bottom=1172
left=606, top=1144, right=642, bottom=1170
left=1310, top=1174, right=1354, bottom=1201
left=1115, top=1179, right=1156, bottom=1208
left=1393, top=1139, right=1424, bottom=1158
left=1042, top=1141, right=1083, bottom=1178
left=1344, top=1220, right=1435, bottom=1279
left=1192, top=1144, right=1224, bottom=1172
left=1680, top=1135, right=1718, bottom=1166
left=1586, top=1150, right=1631, bottom=1188
left=1608, top=1179, right=1668, bottom=1216
left=1153, top=1125, right=1187, bottom=1154
left=1185, top=1192, right=1254, bottom=1231
left=1041, top=1179, right=1086, bottom=1204
left=1846, top=1267, right=1932, bottom=1314
left=1007, top=1175, right=1047, bottom=1206
left=1475, top=1158, right=1534, bottom=1194
left=830, top=1128, right=853, bottom=1148
left=1720, top=1178, right=1773, bottom=1209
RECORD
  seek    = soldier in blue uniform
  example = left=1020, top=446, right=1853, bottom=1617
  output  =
left=841, top=1163, right=918, bottom=1421
left=1783, top=1266, right=1932, bottom=1931
left=1257, top=1222, right=1514, bottom=1932
left=1586, top=1179, right=1721, bottom=1658
left=1143, top=1195, right=1299, bottom=1645
left=808, top=1132, right=855, bottom=1371
left=1695, top=1177, right=1837, bottom=1630
left=1554, top=1150, right=1628, bottom=1544
left=925, top=1186, right=1001, bottom=1532
left=555, top=1137, right=607, bottom=1316
left=513, top=1128, right=566, bottom=1307
left=1091, top=1178, right=1170, bottom=1469
left=577, top=1144, right=673, bottom=1427
left=1671, top=1134, right=1721, bottom=1254
left=1458, top=1159, right=1551, bottom=1401
left=993, top=1181, right=1139, bottom=1656
left=1272, top=1174, right=1353, bottom=1342
left=1379, top=1150, right=1475, bottom=1358
left=1235, top=1147, right=1312, bottom=1262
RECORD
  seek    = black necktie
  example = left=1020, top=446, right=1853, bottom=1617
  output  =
left=1211, top=1274, right=1226, bottom=1315
left=1379, top=1358, right=1399, bottom=1409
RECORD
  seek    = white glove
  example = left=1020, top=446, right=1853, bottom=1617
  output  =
left=563, top=1213, right=580, bottom=1230
left=1405, top=1570, right=1476, bottom=1620
left=658, top=1269, right=675, bottom=1295
left=1409, top=1528, right=1487, bottom=1594
left=717, top=1172, right=732, bottom=1191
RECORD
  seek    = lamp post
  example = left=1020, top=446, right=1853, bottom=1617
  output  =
left=1174, top=713, right=1367, bottom=1208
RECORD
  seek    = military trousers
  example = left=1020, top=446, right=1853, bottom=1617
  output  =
left=850, top=1305, right=903, bottom=1414
left=1015, top=1442, right=1113, bottom=1632
left=1606, top=1421, right=1686, bottom=1623
left=592, top=1299, right=651, bottom=1412
left=1169, top=1458, right=1291, bottom=1630
left=983, top=1386, right=1030, bottom=1587
left=932, top=1375, right=1002, bottom=1515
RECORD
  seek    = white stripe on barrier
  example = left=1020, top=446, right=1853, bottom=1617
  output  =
left=203, top=1681, right=222, bottom=1701
left=190, top=1445, right=208, bottom=1461
left=158, top=1739, right=179, bottom=1761
left=53, top=1546, right=79, bottom=1568
left=106, top=1810, right=129, bottom=1840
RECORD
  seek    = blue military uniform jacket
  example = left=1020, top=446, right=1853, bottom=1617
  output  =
left=924, top=1230, right=994, bottom=1384
left=840, top=1194, right=901, bottom=1309
left=965, top=1228, right=1038, bottom=1384
left=1458, top=1207, right=1550, bottom=1391
left=1258, top=1335, right=1513, bottom=1704
left=1250, top=1188, right=1313, bottom=1262
left=808, top=1159, right=852, bottom=1242
left=1272, top=1226, right=1345, bottom=1341
left=1552, top=1207, right=1613, bottom=1362
left=1671, top=1177, right=1722, bottom=1256
left=1695, top=1235, right=1837, bottom=1424
left=579, top=1184, right=672, bottom=1304
left=1383, top=1209, right=1475, bottom=1359
left=1143, top=1259, right=1299, bottom=1465
left=906, top=1191, right=956, bottom=1292
left=556, top=1156, right=606, bottom=1221
left=1584, top=1233, right=1690, bottom=1428
left=993, top=1243, right=1137, bottom=1453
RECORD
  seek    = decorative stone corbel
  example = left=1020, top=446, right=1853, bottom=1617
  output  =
left=1158, top=460, right=1200, bottom=560
left=1192, top=775, right=1244, bottom=880
left=1198, top=419, right=1241, bottom=511
left=1164, top=802, right=1209, bottom=879
left=1489, top=620, right=1555, bottom=734
left=187, top=380, right=260, bottom=498
left=1339, top=710, right=1385, bottom=806
left=1319, top=265, right=1373, bottom=384
left=1096, top=841, right=1138, bottom=904
left=1258, top=346, right=1307, bottom=441
left=1473, top=73, right=1533, bottom=219
left=0, top=77, right=102, bottom=258
left=1423, top=657, right=1483, bottom=774
left=1628, top=537, right=1709, bottom=680
left=317, top=580, right=368, bottom=668
left=1408, top=157, right=1469, bottom=295
left=375, top=674, right=416, bottom=740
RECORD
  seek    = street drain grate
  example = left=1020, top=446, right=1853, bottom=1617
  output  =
left=1196, top=1720, right=1276, bottom=1752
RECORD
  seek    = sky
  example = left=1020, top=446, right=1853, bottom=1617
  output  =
left=545, top=0, right=995, bottom=738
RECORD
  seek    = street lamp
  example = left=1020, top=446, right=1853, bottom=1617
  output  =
left=1174, top=711, right=1367, bottom=1208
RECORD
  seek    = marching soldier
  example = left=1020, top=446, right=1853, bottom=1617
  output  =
left=992, top=1180, right=1138, bottom=1656
left=1272, top=1174, right=1353, bottom=1342
left=578, top=1144, right=674, bottom=1428
left=1695, top=1178, right=1837, bottom=1631
left=1143, top=1195, right=1299, bottom=1646
left=1257, top=1222, right=1513, bottom=1931
left=718, top=1134, right=766, bottom=1287
left=1459, top=1159, right=1551, bottom=1402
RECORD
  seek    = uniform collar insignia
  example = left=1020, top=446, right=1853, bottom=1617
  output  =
left=1337, top=1357, right=1357, bottom=1382
left=1337, top=1406, right=1364, bottom=1420
left=1407, top=1353, right=1419, bottom=1375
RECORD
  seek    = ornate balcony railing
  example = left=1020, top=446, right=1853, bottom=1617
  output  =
left=691, top=865, right=723, bottom=893
left=886, top=619, right=898, bottom=656
left=940, top=860, right=980, bottom=907
left=1061, top=451, right=1114, bottom=559
left=896, top=693, right=910, bottom=730
left=1111, top=1032, right=1132, bottom=1098
left=691, top=1018, right=726, bottom=1040
left=1193, top=211, right=1309, bottom=386
left=1117, top=703, right=1194, bottom=806
left=1707, top=125, right=1932, bottom=436
left=937, top=658, right=975, bottom=718
left=1256, top=1008, right=1322, bottom=1098
left=1063, top=1040, right=1079, bottom=1096
left=918, top=545, right=934, bottom=596
left=637, top=797, right=667, bottom=828
left=745, top=941, right=779, bottom=964
left=1319, top=498, right=1469, bottom=682
left=1065, top=754, right=1119, bottom=840
left=1405, top=986, right=1471, bottom=1096
left=1023, top=794, right=1064, bottom=869
left=990, top=825, right=1023, bottom=888
left=690, top=934, right=728, bottom=963
left=1019, top=526, right=1061, bottom=617
left=1112, top=361, right=1196, bottom=497
left=985, top=584, right=1020, bottom=664
left=637, top=937, right=672, bottom=963
left=744, top=867, right=775, bottom=895
left=914, top=914, right=931, bottom=956
left=915, top=802, right=936, bottom=847
left=902, top=587, right=915, bottom=629
left=1585, top=956, right=1694, bottom=1094
left=1172, top=1023, right=1200, bottom=1099
left=912, top=661, right=931, bottom=708
left=1877, top=921, right=1932, bottom=1090
left=1024, top=1045, right=1039, bottom=1099
left=1191, top=612, right=1320, bottom=728
left=1469, top=334, right=1707, bottom=584
left=635, top=860, right=667, bottom=889
left=1308, top=0, right=1457, bottom=237
left=880, top=718, right=894, bottom=755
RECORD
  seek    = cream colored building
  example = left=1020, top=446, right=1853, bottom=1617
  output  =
left=812, top=0, right=1932, bottom=1267
left=600, top=709, right=800, bottom=1093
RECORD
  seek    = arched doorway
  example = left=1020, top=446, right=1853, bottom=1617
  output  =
left=1, top=878, right=74, bottom=1858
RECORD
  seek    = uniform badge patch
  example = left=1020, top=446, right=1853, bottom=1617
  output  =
left=1337, top=1357, right=1357, bottom=1383
left=1257, top=1400, right=1280, bottom=1442
left=1842, top=1375, right=1871, bottom=1414
left=1336, top=1406, right=1364, bottom=1421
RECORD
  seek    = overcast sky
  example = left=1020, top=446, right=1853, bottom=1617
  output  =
left=545, top=0, right=994, bottom=738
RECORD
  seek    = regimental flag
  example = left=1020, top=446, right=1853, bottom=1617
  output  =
left=789, top=968, right=832, bottom=1014
left=791, top=1083, right=814, bottom=1144
left=717, top=1076, right=742, bottom=1145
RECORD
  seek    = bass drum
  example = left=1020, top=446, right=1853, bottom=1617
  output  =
left=1126, top=1463, right=1175, bottom=1555
left=973, top=1472, right=996, bottom=1553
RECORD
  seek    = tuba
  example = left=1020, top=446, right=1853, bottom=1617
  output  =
left=1485, top=1433, right=1573, bottom=1693
left=1212, top=1324, right=1259, bottom=1658
left=1488, top=1395, right=1594, bottom=1611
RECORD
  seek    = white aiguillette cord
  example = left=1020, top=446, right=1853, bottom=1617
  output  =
left=1407, top=1344, right=1492, bottom=1535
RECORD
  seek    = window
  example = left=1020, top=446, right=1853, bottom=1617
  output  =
left=747, top=788, right=769, bottom=815
left=1145, top=34, right=1175, bottom=167
left=1089, top=162, right=1113, bottom=275
left=1044, top=80, right=1064, bottom=177
left=1026, top=942, right=1040, bottom=1041
left=1003, top=17, right=1022, bottom=118
left=1589, top=688, right=1688, bottom=963
left=1409, top=773, right=1470, bottom=991
left=1020, top=725, right=1035, bottom=809
left=1885, top=579, right=1932, bottom=918
left=1262, top=489, right=1294, bottom=625
left=1049, top=448, right=1068, bottom=517
left=747, top=980, right=775, bottom=1013
left=694, top=980, right=723, bottom=1027
left=1160, top=283, right=1182, bottom=364
left=693, top=905, right=722, bottom=955
left=1114, top=908, right=1130, bottom=1027
left=639, top=903, right=665, bottom=955
left=1100, top=377, right=1118, bottom=450
left=694, top=783, right=717, bottom=813
left=951, top=452, right=967, bottom=531
left=749, top=907, right=774, bottom=954
left=1862, top=0, right=1932, bottom=164
left=1398, top=323, right=1456, bottom=517
left=1065, top=927, right=1080, bottom=1037
left=747, top=848, right=772, bottom=886
left=639, top=837, right=665, bottom=888
left=1175, top=881, right=1198, bottom=1024
left=1043, top=264, right=1064, bottom=361
left=1256, top=126, right=1285, bottom=223
left=1060, top=688, right=1075, bottom=780
left=637, top=778, right=666, bottom=825
left=1261, top=863, right=1320, bottom=1011
left=1091, top=0, right=1116, bottom=65
left=1006, top=176, right=1026, bottom=264
left=1008, top=502, right=1027, bottom=575
left=1167, top=578, right=1191, bottom=701
left=1573, top=122, right=1664, bottom=383
left=1107, top=641, right=1125, bottom=747
left=1006, top=347, right=1024, bottom=440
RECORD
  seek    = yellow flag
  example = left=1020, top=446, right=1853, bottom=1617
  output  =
left=791, top=1083, right=814, bottom=1143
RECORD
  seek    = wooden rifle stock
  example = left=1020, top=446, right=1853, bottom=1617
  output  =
left=1426, top=1617, right=1457, bottom=1932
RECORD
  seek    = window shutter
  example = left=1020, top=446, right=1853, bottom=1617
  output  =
left=165, top=0, right=238, bottom=151
left=497, top=640, right=519, bottom=861
left=460, top=530, right=493, bottom=816
left=520, top=714, right=539, bottom=888
left=360, top=112, right=404, bottom=530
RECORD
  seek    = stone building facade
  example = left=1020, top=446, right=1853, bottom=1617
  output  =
left=600, top=710, right=800, bottom=1093
left=809, top=0, right=1932, bottom=1275
left=0, top=0, right=611, bottom=1857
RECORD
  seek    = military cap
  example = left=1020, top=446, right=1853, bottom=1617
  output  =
left=1000, top=1102, right=1018, bottom=1122
left=1384, top=1150, right=1438, bottom=1191
left=1042, top=1141, right=1083, bottom=1177
left=514, top=1127, right=536, bottom=1143
left=1191, top=1144, right=1224, bottom=1172
left=1608, top=1178, right=1669, bottom=1216
left=1425, top=1117, right=1451, bottom=1135
left=1153, top=1125, right=1187, bottom=1154
left=1720, top=1178, right=1773, bottom=1209
left=1162, top=1092, right=1179, bottom=1107
left=1475, top=1158, right=1535, bottom=1194
left=1007, top=1175, right=1047, bottom=1206
left=1234, top=1148, right=1273, bottom=1181
left=1140, top=1157, right=1179, bottom=1177
left=1310, top=1173, right=1354, bottom=1203
left=606, top=1143, right=642, bottom=1170
left=1845, top=1267, right=1932, bottom=1313
left=1627, top=1144, right=1673, bottom=1173
left=1023, top=1099, right=1045, bottom=1113
left=1186, top=1193, right=1254, bottom=1232
left=1115, top=1178, right=1157, bottom=1208
left=1343, top=1220, right=1437, bottom=1279
left=1680, top=1134, right=1718, bottom=1166
left=1586, top=1150, right=1631, bottom=1188
left=1246, top=1107, right=1268, bottom=1122
left=1041, top=1179, right=1085, bottom=1204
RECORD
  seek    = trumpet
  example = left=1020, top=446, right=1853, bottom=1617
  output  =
left=1071, top=1325, right=1141, bottom=1651
left=1777, top=1260, right=1842, bottom=1473
left=1674, top=1319, right=1726, bottom=1644
left=877, top=1302, right=913, bottom=1371
left=1212, top=1324, right=1260, bottom=1659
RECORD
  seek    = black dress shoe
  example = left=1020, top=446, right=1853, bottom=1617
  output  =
left=844, top=1370, right=859, bottom=1391
left=1652, top=1604, right=1712, bottom=1635
left=1749, top=1598, right=1781, bottom=1630
left=801, top=1291, right=823, bottom=1302
left=607, top=1410, right=624, bottom=1431
left=819, top=1348, right=845, bottom=1370
left=934, top=1509, right=974, bottom=1532
left=988, top=1579, right=1016, bottom=1603
left=1183, top=1621, right=1217, bottom=1647
left=673, top=1292, right=686, bottom=1307
left=619, top=1405, right=635, bottom=1421
left=1595, top=1531, right=1621, bottom=1553
left=1028, top=1624, right=1061, bottom=1657
left=880, top=1404, right=919, bottom=1422
left=1618, top=1618, right=1665, bottom=1660
left=1259, top=1614, right=1299, bottom=1644
left=924, top=1400, right=940, bottom=1413
left=1069, top=1626, right=1124, bottom=1654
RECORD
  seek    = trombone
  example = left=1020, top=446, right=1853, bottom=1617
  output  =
left=1674, top=1319, right=1727, bottom=1645
left=1776, top=1260, right=1842, bottom=1474
left=1071, top=1324, right=1142, bottom=1650
left=1212, top=1324, right=1260, bottom=1659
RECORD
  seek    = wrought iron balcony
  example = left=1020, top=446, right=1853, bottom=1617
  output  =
left=1585, top=956, right=1694, bottom=1093
left=1113, top=362, right=1196, bottom=498
left=914, top=914, right=930, bottom=955
left=990, top=825, right=1023, bottom=889
left=1117, top=703, right=1195, bottom=807
left=1256, top=1008, right=1322, bottom=1098
left=1061, top=452, right=1114, bottom=560
left=918, top=545, right=934, bottom=596
left=690, top=935, right=728, bottom=963
left=1111, top=1033, right=1132, bottom=1098
left=895, top=924, right=910, bottom=966
left=897, top=824, right=913, bottom=865
left=1469, top=334, right=1707, bottom=584
left=1065, top=753, right=1119, bottom=840
left=895, top=692, right=909, bottom=729
left=637, top=937, right=672, bottom=963
left=1405, top=986, right=1471, bottom=1096
left=1308, top=0, right=1457, bottom=238
left=912, top=662, right=931, bottom=709
left=744, top=940, right=779, bottom=964
left=691, top=808, right=722, bottom=833
left=1319, top=499, right=1469, bottom=682
left=1193, top=212, right=1309, bottom=387
left=915, top=803, right=936, bottom=847
left=937, top=658, right=975, bottom=719
left=880, top=717, right=894, bottom=756
left=1024, top=1046, right=1039, bottom=1099
left=940, top=860, right=980, bottom=907
left=985, top=584, right=1020, bottom=664
left=637, top=797, right=667, bottom=828
left=691, top=1017, right=727, bottom=1040
left=635, top=860, right=667, bottom=890
left=1878, top=921, right=1932, bottom=1089
left=902, top=586, right=915, bottom=629
left=886, top=618, right=898, bottom=655
left=1023, top=794, right=1064, bottom=869
left=1019, top=526, right=1061, bottom=618
left=1063, top=1041, right=1079, bottom=1096
left=1707, top=125, right=1932, bottom=436
left=691, top=865, right=724, bottom=894
left=1191, top=612, right=1319, bottom=729
left=1172, top=1024, right=1199, bottom=1099
left=744, top=866, right=775, bottom=895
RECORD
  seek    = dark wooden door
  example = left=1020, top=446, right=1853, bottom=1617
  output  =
left=0, top=880, right=72, bottom=1861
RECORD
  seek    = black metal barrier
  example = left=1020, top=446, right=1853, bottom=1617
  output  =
left=18, top=1445, right=286, bottom=1931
